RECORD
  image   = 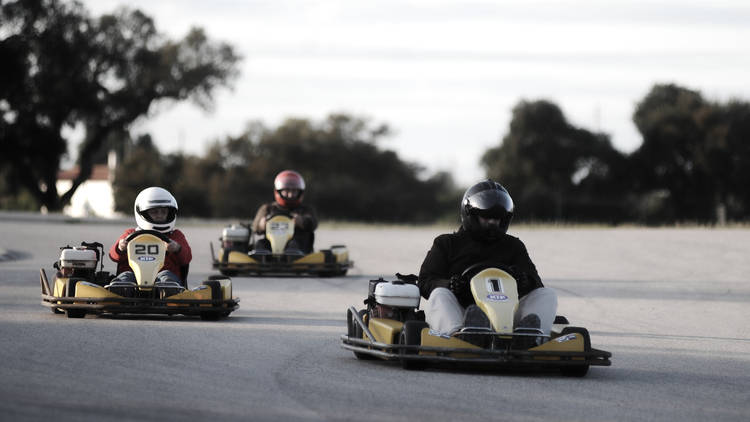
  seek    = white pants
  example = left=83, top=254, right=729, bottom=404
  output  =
left=424, top=287, right=558, bottom=336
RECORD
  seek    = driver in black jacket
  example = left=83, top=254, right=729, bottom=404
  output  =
left=418, top=180, right=557, bottom=340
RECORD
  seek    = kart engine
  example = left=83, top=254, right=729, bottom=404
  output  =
left=222, top=224, right=250, bottom=253
left=367, top=279, right=421, bottom=322
left=57, top=246, right=98, bottom=279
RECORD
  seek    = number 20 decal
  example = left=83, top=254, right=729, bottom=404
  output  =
left=135, top=244, right=159, bottom=255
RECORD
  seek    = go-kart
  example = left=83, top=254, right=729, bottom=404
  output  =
left=210, top=213, right=351, bottom=277
left=40, top=230, right=239, bottom=320
left=340, top=265, right=611, bottom=376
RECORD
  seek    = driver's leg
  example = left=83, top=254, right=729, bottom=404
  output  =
left=424, top=287, right=464, bottom=336
left=155, top=270, right=182, bottom=285
left=515, top=287, right=558, bottom=336
left=252, top=238, right=271, bottom=254
left=110, top=271, right=135, bottom=284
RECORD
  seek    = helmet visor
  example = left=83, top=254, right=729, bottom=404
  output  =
left=466, top=189, right=514, bottom=218
left=139, top=206, right=177, bottom=224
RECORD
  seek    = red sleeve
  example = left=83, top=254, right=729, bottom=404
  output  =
left=109, top=228, right=136, bottom=263
left=169, top=230, right=192, bottom=265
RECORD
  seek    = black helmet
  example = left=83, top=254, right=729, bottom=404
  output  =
left=460, top=180, right=514, bottom=241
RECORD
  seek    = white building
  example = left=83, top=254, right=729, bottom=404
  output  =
left=56, top=151, right=119, bottom=218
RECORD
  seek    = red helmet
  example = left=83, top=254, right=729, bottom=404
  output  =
left=273, top=170, right=306, bottom=208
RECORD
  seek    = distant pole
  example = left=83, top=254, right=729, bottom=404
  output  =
left=594, top=103, right=602, bottom=132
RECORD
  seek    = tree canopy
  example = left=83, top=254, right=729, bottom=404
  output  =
left=0, top=0, right=239, bottom=211
left=113, top=114, right=460, bottom=223
left=481, top=100, right=628, bottom=222
left=630, top=84, right=750, bottom=222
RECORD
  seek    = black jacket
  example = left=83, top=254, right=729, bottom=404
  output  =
left=418, top=228, right=544, bottom=307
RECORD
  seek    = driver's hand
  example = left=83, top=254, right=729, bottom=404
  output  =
left=166, top=240, right=181, bottom=253
left=118, top=239, right=128, bottom=252
left=448, top=275, right=467, bottom=296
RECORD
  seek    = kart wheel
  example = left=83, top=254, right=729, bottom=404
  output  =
left=200, top=311, right=221, bottom=321
left=560, top=364, right=589, bottom=377
left=66, top=309, right=86, bottom=319
left=560, top=326, right=592, bottom=351
left=558, top=326, right=591, bottom=377
left=349, top=309, right=375, bottom=360
left=220, top=270, right=237, bottom=277
left=400, top=321, right=428, bottom=370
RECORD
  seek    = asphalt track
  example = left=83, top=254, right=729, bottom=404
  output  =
left=1, top=218, right=749, bottom=421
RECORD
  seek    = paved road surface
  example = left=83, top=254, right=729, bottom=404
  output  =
left=1, top=219, right=749, bottom=421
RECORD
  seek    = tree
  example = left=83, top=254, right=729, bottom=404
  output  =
left=481, top=100, right=626, bottom=221
left=631, top=84, right=750, bottom=223
left=0, top=0, right=239, bottom=211
left=113, top=113, right=459, bottom=222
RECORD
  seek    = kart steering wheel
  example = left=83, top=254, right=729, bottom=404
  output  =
left=125, top=229, right=171, bottom=243
left=460, top=261, right=520, bottom=282
left=266, top=209, right=294, bottom=219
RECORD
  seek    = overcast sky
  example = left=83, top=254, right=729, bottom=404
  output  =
left=84, top=0, right=750, bottom=186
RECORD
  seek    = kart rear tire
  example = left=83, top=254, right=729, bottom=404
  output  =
left=400, top=321, right=428, bottom=370
left=66, top=309, right=86, bottom=319
left=348, top=309, right=375, bottom=360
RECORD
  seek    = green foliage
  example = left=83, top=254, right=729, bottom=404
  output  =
left=481, top=100, right=628, bottom=222
left=112, top=114, right=459, bottom=223
left=0, top=0, right=239, bottom=211
left=630, top=84, right=750, bottom=223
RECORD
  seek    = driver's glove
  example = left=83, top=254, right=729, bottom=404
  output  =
left=448, top=275, right=467, bottom=296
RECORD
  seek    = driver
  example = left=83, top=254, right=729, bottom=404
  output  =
left=108, top=187, right=192, bottom=287
left=251, top=170, right=318, bottom=254
left=418, top=180, right=557, bottom=342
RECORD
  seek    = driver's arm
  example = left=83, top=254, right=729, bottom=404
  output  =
left=293, top=206, right=318, bottom=231
left=168, top=230, right=192, bottom=265
left=418, top=235, right=452, bottom=299
left=251, top=204, right=269, bottom=234
left=512, top=240, right=544, bottom=296
left=109, top=229, right=135, bottom=262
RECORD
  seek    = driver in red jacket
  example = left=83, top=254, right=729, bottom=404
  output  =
left=109, top=187, right=192, bottom=287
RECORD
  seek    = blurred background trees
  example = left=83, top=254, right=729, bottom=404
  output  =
left=113, top=114, right=460, bottom=223
left=3, top=1, right=750, bottom=224
left=0, top=0, right=239, bottom=211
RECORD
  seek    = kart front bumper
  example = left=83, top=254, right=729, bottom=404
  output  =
left=340, top=334, right=612, bottom=368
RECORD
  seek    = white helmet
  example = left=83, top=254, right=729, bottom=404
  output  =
left=134, top=187, right=178, bottom=233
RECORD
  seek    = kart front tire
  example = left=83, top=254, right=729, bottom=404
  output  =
left=200, top=311, right=221, bottom=321
left=560, top=364, right=589, bottom=377
left=400, top=321, right=428, bottom=370
left=66, top=309, right=86, bottom=319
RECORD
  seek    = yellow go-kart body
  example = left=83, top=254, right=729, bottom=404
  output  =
left=40, top=231, right=239, bottom=320
left=212, top=215, right=352, bottom=277
left=341, top=269, right=611, bottom=376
